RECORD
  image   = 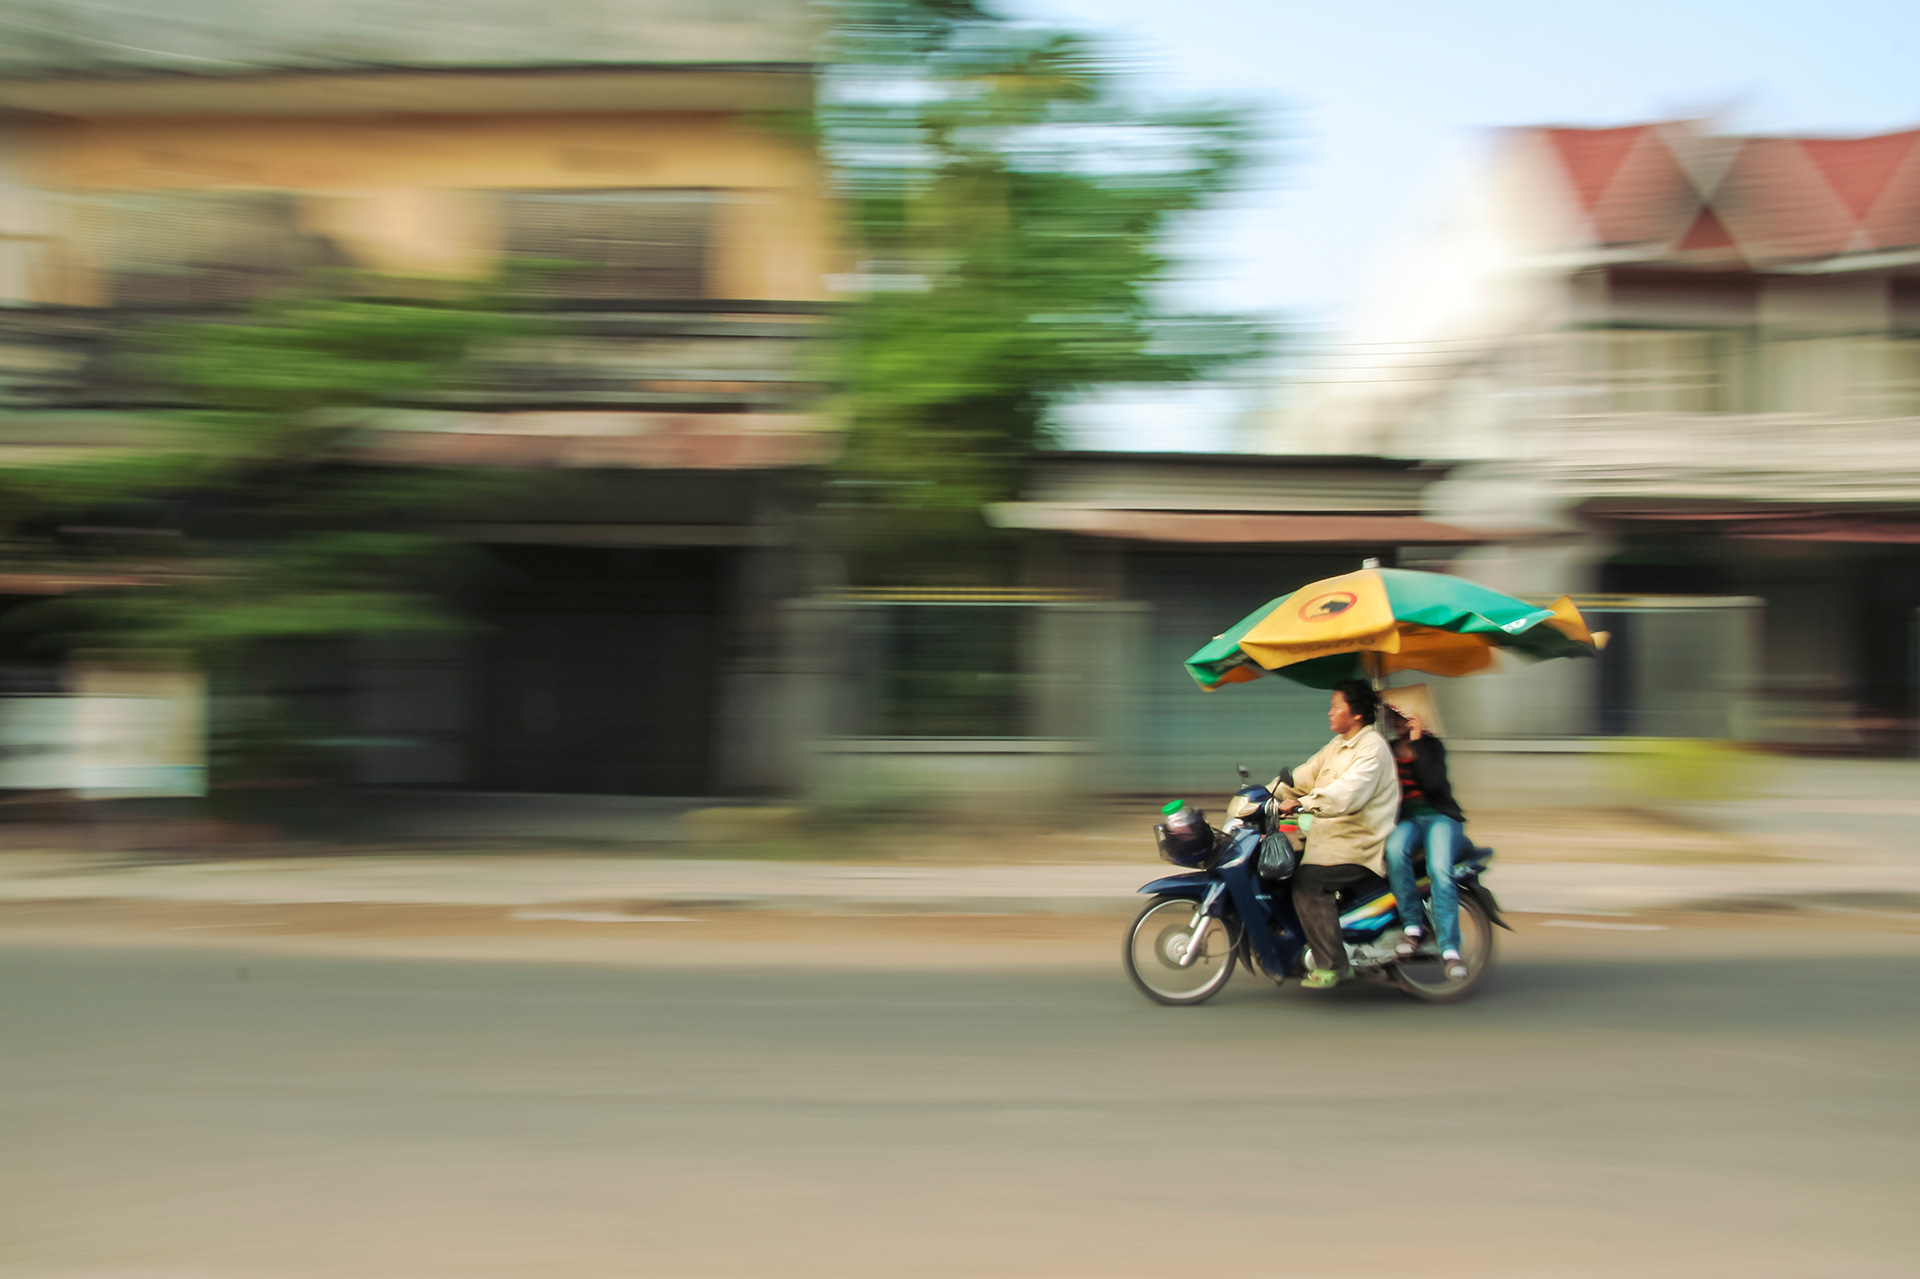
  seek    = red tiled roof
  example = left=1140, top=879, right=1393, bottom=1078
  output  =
left=1676, top=205, right=1735, bottom=252
left=1527, top=121, right=1920, bottom=265
left=1798, top=132, right=1918, bottom=221
left=1857, top=131, right=1920, bottom=250
left=1592, top=128, right=1695, bottom=247
left=1547, top=125, right=1648, bottom=213
left=1720, top=136, right=1861, bottom=261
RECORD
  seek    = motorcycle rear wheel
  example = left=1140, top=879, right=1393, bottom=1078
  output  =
left=1124, top=895, right=1239, bottom=1006
left=1391, top=892, right=1495, bottom=1004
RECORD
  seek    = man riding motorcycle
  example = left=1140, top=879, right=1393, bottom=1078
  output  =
left=1275, top=679, right=1399, bottom=990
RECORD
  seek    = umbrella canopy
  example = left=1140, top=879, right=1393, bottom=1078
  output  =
left=1185, top=567, right=1604, bottom=691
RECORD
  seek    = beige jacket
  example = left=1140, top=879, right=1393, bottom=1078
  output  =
left=1283, top=725, right=1398, bottom=874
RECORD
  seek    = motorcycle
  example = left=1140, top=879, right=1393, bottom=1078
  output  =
left=1122, top=767, right=1509, bottom=1006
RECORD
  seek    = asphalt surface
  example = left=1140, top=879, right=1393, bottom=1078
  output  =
left=2, top=921, right=1916, bottom=1278
left=8, top=848, right=1920, bottom=917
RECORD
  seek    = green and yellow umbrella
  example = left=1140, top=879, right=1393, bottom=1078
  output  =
left=1185, top=567, right=1605, bottom=691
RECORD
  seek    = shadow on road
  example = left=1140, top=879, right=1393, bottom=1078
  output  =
left=1207, top=952, right=1920, bottom=1040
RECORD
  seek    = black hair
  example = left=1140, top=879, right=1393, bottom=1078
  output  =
left=1331, top=678, right=1380, bottom=724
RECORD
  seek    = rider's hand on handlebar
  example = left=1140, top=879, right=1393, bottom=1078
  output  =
left=1277, top=797, right=1302, bottom=815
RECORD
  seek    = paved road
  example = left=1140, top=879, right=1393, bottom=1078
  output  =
left=2, top=927, right=1915, bottom=1278
left=6, top=849, right=1920, bottom=916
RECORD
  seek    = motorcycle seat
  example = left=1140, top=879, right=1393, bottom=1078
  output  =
left=1332, top=869, right=1390, bottom=907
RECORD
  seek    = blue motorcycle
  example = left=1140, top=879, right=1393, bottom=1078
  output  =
left=1122, top=767, right=1509, bottom=1005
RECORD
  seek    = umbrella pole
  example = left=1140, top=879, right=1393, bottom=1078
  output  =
left=1363, top=652, right=1390, bottom=733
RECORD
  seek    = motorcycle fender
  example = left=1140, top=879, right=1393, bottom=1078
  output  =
left=1463, top=877, right=1513, bottom=932
left=1136, top=871, right=1212, bottom=898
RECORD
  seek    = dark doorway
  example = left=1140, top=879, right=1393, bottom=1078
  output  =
left=473, top=546, right=728, bottom=795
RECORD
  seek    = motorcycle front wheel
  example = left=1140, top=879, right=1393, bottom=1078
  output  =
left=1391, top=891, right=1495, bottom=1004
left=1124, top=895, right=1238, bottom=1006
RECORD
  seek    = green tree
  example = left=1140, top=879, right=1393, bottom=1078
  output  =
left=0, top=278, right=513, bottom=806
left=823, top=0, right=1268, bottom=582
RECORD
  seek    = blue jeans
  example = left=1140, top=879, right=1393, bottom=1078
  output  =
left=1386, top=811, right=1466, bottom=954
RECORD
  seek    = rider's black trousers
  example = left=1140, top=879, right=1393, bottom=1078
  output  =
left=1293, top=863, right=1374, bottom=976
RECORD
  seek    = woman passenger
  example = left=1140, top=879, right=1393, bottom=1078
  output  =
left=1382, top=687, right=1470, bottom=981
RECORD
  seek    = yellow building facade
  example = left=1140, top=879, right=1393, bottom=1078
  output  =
left=13, top=108, right=833, bottom=306
left=0, top=2, right=840, bottom=800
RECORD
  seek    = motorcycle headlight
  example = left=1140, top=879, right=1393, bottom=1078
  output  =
left=1225, top=794, right=1261, bottom=820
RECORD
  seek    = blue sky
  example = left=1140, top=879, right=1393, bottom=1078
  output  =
left=1012, top=0, right=1920, bottom=448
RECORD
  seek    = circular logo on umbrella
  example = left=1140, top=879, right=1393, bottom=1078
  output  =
left=1298, top=591, right=1358, bottom=623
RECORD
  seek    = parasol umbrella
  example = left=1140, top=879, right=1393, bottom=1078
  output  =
left=1184, top=566, right=1604, bottom=691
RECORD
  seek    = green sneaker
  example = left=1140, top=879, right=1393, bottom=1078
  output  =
left=1300, top=968, right=1343, bottom=990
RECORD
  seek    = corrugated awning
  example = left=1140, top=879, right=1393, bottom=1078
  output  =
left=1732, top=519, right=1920, bottom=543
left=1605, top=510, right=1920, bottom=544
left=988, top=503, right=1490, bottom=545
left=354, top=412, right=836, bottom=470
left=0, top=572, right=146, bottom=595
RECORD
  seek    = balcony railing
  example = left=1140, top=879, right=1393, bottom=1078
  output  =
left=0, top=301, right=834, bottom=413
left=1508, top=412, right=1920, bottom=501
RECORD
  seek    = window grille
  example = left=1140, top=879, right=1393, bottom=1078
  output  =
left=1851, top=337, right=1920, bottom=417
left=838, top=602, right=1035, bottom=739
left=500, top=191, right=712, bottom=301
left=85, top=191, right=312, bottom=308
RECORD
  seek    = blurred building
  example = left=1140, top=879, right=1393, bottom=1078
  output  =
left=790, top=452, right=1485, bottom=806
left=1264, top=120, right=1920, bottom=754
left=0, top=0, right=834, bottom=799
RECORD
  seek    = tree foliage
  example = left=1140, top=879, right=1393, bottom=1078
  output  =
left=822, top=0, right=1268, bottom=580
left=1, top=281, right=511, bottom=658
left=0, top=279, right=514, bottom=807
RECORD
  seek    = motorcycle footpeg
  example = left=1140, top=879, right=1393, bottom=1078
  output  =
left=1346, top=942, right=1395, bottom=970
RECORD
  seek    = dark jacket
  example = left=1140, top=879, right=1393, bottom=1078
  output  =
left=1396, top=734, right=1464, bottom=824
